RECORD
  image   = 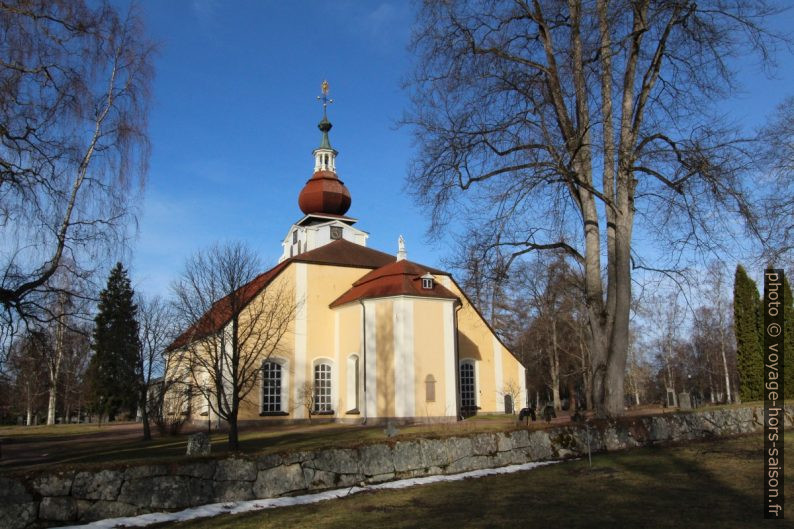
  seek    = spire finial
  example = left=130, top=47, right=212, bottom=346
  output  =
left=317, top=79, right=334, bottom=118
left=397, top=235, right=407, bottom=261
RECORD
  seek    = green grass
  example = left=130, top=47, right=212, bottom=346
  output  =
left=0, top=422, right=138, bottom=437
left=156, top=434, right=793, bottom=529
left=0, top=414, right=551, bottom=475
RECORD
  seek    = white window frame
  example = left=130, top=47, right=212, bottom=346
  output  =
left=460, top=359, right=479, bottom=411
left=346, top=354, right=359, bottom=412
left=260, top=357, right=290, bottom=415
left=313, top=359, right=335, bottom=414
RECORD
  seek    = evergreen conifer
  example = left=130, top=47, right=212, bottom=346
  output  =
left=733, top=265, right=764, bottom=401
left=89, top=263, right=140, bottom=420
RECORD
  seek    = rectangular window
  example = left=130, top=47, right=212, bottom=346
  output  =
left=262, top=362, right=282, bottom=413
left=314, top=363, right=332, bottom=413
left=425, top=374, right=436, bottom=403
left=460, top=363, right=476, bottom=411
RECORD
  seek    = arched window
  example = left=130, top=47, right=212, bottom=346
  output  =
left=460, top=361, right=476, bottom=415
left=346, top=354, right=359, bottom=412
left=262, top=361, right=282, bottom=413
left=314, top=362, right=333, bottom=413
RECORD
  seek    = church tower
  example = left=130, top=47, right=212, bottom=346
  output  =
left=279, top=81, right=369, bottom=262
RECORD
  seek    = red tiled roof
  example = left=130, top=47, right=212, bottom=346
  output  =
left=330, top=259, right=458, bottom=308
left=167, top=240, right=396, bottom=351
left=292, top=238, right=396, bottom=269
left=167, top=261, right=291, bottom=351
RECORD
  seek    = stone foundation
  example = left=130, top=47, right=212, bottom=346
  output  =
left=1, top=405, right=790, bottom=528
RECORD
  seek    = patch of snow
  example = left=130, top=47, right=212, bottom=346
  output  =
left=61, top=460, right=560, bottom=528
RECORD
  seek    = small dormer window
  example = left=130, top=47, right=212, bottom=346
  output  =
left=330, top=226, right=342, bottom=240
left=292, top=230, right=298, bottom=243
left=421, top=274, right=434, bottom=290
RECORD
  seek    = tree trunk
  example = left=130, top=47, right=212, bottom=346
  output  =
left=140, top=387, right=151, bottom=441
left=719, top=327, right=732, bottom=404
left=549, top=320, right=561, bottom=411
left=47, top=313, right=65, bottom=425
left=228, top=415, right=239, bottom=451
left=46, top=390, right=57, bottom=425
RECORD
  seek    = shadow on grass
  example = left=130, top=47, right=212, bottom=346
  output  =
left=167, top=435, right=786, bottom=529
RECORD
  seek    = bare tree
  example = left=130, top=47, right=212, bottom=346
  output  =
left=8, top=330, right=49, bottom=425
left=136, top=295, right=177, bottom=440
left=405, top=0, right=789, bottom=416
left=0, top=1, right=154, bottom=356
left=697, top=261, right=735, bottom=403
left=298, top=381, right=316, bottom=424
left=171, top=242, right=297, bottom=450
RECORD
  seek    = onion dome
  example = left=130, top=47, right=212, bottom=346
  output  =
left=297, top=81, right=352, bottom=216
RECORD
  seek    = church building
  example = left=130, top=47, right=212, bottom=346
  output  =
left=170, top=84, right=526, bottom=424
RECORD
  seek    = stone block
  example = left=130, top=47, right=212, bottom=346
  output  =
left=357, top=443, right=394, bottom=476
left=124, top=464, right=168, bottom=481
left=175, top=461, right=216, bottom=480
left=445, top=436, right=473, bottom=463
left=31, top=472, right=74, bottom=497
left=0, top=477, right=31, bottom=503
left=392, top=441, right=423, bottom=473
left=39, top=497, right=77, bottom=522
left=215, top=458, right=257, bottom=481
left=419, top=438, right=448, bottom=468
left=312, top=448, right=359, bottom=475
left=0, top=501, right=36, bottom=529
left=253, top=463, right=305, bottom=498
left=256, top=453, right=283, bottom=470
left=186, top=432, right=211, bottom=456
left=526, top=431, right=553, bottom=461
left=470, top=433, right=497, bottom=455
left=76, top=500, right=139, bottom=522
left=213, top=480, right=254, bottom=502
left=72, top=470, right=123, bottom=501
left=496, top=432, right=513, bottom=452
left=119, top=475, right=192, bottom=509
left=188, top=478, right=215, bottom=507
left=510, top=430, right=530, bottom=449
left=302, top=466, right=336, bottom=490
left=366, top=472, right=395, bottom=484
left=282, top=450, right=312, bottom=465
left=446, top=455, right=492, bottom=474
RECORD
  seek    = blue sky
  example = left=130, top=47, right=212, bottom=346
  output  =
left=129, top=1, right=794, bottom=298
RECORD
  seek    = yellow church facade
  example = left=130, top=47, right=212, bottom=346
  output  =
left=169, top=87, right=526, bottom=424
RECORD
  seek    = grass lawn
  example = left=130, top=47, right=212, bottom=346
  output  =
left=0, top=414, right=562, bottom=475
left=156, top=434, right=793, bottom=529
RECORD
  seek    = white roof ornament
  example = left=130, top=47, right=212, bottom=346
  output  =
left=397, top=235, right=407, bottom=261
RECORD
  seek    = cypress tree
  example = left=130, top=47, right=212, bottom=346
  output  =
left=89, top=263, right=140, bottom=420
left=733, top=265, right=764, bottom=402
left=782, top=274, right=793, bottom=400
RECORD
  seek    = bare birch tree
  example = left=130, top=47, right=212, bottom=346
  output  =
left=136, top=295, right=177, bottom=441
left=0, top=1, right=154, bottom=357
left=405, top=0, right=789, bottom=416
left=171, top=242, right=297, bottom=451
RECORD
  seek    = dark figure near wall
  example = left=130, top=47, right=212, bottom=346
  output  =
left=518, top=407, right=537, bottom=424
left=543, top=404, right=557, bottom=423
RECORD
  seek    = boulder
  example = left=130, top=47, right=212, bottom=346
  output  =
left=118, top=475, right=192, bottom=509
left=186, top=432, right=211, bottom=456
left=76, top=500, right=139, bottom=522
left=39, top=497, right=78, bottom=522
left=31, top=472, right=74, bottom=497
left=72, top=470, right=123, bottom=501
left=392, top=441, right=423, bottom=473
left=357, top=443, right=394, bottom=476
left=253, top=464, right=305, bottom=498
left=215, top=458, right=257, bottom=481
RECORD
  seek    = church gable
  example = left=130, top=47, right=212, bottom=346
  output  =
left=169, top=81, right=527, bottom=424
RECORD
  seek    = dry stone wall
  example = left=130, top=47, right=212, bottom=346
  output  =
left=1, top=405, right=790, bottom=528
